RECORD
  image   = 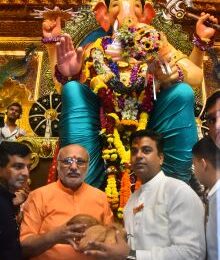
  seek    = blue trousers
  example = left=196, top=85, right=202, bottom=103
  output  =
left=149, top=83, right=197, bottom=182
left=60, top=81, right=197, bottom=186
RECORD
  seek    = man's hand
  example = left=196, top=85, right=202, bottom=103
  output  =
left=52, top=221, right=86, bottom=247
left=13, top=188, right=29, bottom=206
left=56, top=34, right=83, bottom=77
left=83, top=231, right=130, bottom=260
left=196, top=12, right=218, bottom=40
left=21, top=219, right=86, bottom=258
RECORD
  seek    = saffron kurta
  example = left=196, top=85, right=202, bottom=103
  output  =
left=20, top=180, right=113, bottom=260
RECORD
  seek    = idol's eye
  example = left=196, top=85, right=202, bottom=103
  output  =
left=135, top=0, right=142, bottom=8
left=110, top=0, right=119, bottom=8
left=135, top=3, right=141, bottom=8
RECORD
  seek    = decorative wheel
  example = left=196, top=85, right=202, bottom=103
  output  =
left=200, top=110, right=209, bottom=137
left=194, top=101, right=209, bottom=137
left=29, top=92, right=61, bottom=137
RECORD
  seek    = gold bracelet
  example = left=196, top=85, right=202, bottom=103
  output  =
left=172, top=50, right=187, bottom=63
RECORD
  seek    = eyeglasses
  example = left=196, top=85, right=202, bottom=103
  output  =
left=58, top=157, right=88, bottom=167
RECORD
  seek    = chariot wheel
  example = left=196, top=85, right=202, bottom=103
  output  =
left=29, top=92, right=61, bottom=137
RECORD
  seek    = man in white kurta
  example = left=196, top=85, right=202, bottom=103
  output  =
left=206, top=180, right=220, bottom=260
left=123, top=130, right=206, bottom=260
left=0, top=102, right=25, bottom=143
left=124, top=170, right=206, bottom=259
left=0, top=124, right=26, bottom=142
left=192, top=136, right=220, bottom=260
left=83, top=129, right=206, bottom=260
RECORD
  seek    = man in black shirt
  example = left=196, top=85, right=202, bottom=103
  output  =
left=0, top=141, right=31, bottom=260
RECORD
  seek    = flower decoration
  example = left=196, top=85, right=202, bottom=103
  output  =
left=81, top=23, right=161, bottom=217
left=116, top=23, right=161, bottom=62
left=118, top=168, right=131, bottom=218
left=105, top=166, right=119, bottom=209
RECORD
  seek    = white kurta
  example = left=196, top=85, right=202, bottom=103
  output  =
left=0, top=124, right=26, bottom=142
left=206, top=179, right=220, bottom=260
left=124, top=171, right=206, bottom=260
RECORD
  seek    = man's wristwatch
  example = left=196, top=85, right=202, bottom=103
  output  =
left=126, top=249, right=136, bottom=260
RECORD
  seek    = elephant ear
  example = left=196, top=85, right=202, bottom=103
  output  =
left=140, top=3, right=156, bottom=24
left=93, top=2, right=111, bottom=32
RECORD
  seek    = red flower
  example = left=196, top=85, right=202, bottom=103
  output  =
left=98, top=88, right=115, bottom=113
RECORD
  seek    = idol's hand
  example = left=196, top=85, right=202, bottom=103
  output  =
left=150, top=59, right=179, bottom=90
left=196, top=12, right=218, bottom=39
left=42, top=7, right=61, bottom=38
left=56, top=34, right=83, bottom=77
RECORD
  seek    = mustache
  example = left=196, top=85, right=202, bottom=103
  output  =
left=132, top=161, right=147, bottom=169
left=132, top=162, right=147, bottom=169
left=68, top=169, right=81, bottom=176
left=16, top=177, right=27, bottom=182
left=133, top=160, right=146, bottom=165
left=133, top=163, right=146, bottom=167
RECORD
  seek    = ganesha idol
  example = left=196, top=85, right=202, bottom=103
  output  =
left=42, top=0, right=217, bottom=214
left=80, top=22, right=165, bottom=211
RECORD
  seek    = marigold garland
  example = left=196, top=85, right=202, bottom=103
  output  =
left=94, top=82, right=108, bottom=94
left=117, top=168, right=131, bottom=218
left=108, top=113, right=119, bottom=123
left=102, top=148, right=118, bottom=161
left=120, top=169, right=131, bottom=207
left=120, top=119, right=139, bottom=127
left=105, top=171, right=119, bottom=209
left=82, top=61, right=93, bottom=80
left=80, top=23, right=158, bottom=215
left=113, top=128, right=130, bottom=164
left=137, top=112, right=148, bottom=130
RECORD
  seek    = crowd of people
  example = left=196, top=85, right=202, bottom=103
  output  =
left=0, top=48, right=219, bottom=260
left=0, top=89, right=219, bottom=260
left=0, top=128, right=219, bottom=259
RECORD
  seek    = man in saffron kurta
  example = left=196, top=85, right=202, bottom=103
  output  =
left=20, top=144, right=113, bottom=260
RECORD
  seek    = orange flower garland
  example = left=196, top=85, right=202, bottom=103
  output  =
left=118, top=168, right=131, bottom=218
